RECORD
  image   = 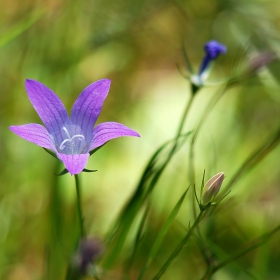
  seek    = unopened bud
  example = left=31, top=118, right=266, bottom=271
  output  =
left=247, top=51, right=276, bottom=74
left=73, top=238, right=103, bottom=274
left=202, top=172, right=224, bottom=205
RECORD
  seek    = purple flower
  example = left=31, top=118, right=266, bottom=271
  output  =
left=198, top=40, right=227, bottom=78
left=10, top=79, right=140, bottom=175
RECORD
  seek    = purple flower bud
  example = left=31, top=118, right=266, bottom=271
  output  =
left=198, top=40, right=227, bottom=79
left=247, top=51, right=276, bottom=74
left=73, top=238, right=103, bottom=274
left=202, top=172, right=224, bottom=206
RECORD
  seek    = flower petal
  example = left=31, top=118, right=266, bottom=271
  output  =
left=90, top=122, right=140, bottom=151
left=70, top=79, right=111, bottom=142
left=9, top=124, right=55, bottom=150
left=25, top=79, right=69, bottom=143
left=57, top=153, right=90, bottom=175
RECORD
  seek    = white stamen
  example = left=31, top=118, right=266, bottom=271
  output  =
left=59, top=139, right=71, bottom=150
left=71, top=134, right=85, bottom=141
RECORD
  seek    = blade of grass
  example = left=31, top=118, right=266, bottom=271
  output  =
left=224, top=125, right=280, bottom=193
left=122, top=202, right=151, bottom=277
left=0, top=10, right=45, bottom=48
left=138, top=188, right=189, bottom=280
left=103, top=132, right=191, bottom=268
left=152, top=210, right=205, bottom=280
left=200, top=223, right=280, bottom=280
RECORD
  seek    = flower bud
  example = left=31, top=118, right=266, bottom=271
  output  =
left=73, top=237, right=103, bottom=274
left=201, top=172, right=224, bottom=205
left=192, top=40, right=227, bottom=87
left=247, top=51, right=276, bottom=74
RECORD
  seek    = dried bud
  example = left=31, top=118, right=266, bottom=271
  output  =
left=247, top=51, right=276, bottom=74
left=201, top=172, right=224, bottom=206
left=73, top=238, right=103, bottom=274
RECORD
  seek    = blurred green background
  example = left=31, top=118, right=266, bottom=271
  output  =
left=1, top=0, right=280, bottom=279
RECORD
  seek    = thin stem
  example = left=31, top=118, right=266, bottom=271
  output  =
left=143, top=93, right=195, bottom=205
left=75, top=174, right=85, bottom=238
left=200, top=224, right=280, bottom=280
left=152, top=210, right=205, bottom=280
left=189, top=84, right=228, bottom=187
left=154, top=93, right=195, bottom=180
left=224, top=125, right=280, bottom=193
left=104, top=93, right=196, bottom=269
left=64, top=175, right=86, bottom=280
left=188, top=84, right=229, bottom=219
left=176, top=93, right=195, bottom=138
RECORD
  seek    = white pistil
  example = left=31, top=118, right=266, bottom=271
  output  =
left=59, top=126, right=85, bottom=151
left=62, top=127, right=71, bottom=139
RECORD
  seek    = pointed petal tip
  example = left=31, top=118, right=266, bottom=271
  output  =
left=94, top=78, right=111, bottom=89
left=90, top=122, right=140, bottom=151
left=9, top=123, right=56, bottom=150
left=99, top=78, right=111, bottom=84
left=25, top=78, right=37, bottom=85
left=25, top=79, right=44, bottom=91
left=9, top=125, right=20, bottom=133
left=129, top=130, right=140, bottom=138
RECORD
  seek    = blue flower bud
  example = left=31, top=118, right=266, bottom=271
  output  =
left=192, top=40, right=227, bottom=86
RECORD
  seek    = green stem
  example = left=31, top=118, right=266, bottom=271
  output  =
left=104, top=93, right=195, bottom=269
left=175, top=94, right=195, bottom=140
left=65, top=175, right=86, bottom=280
left=188, top=84, right=229, bottom=219
left=152, top=210, right=205, bottom=280
left=75, top=174, right=85, bottom=238
left=224, top=125, right=280, bottom=193
left=200, top=224, right=280, bottom=280
left=149, top=93, right=195, bottom=187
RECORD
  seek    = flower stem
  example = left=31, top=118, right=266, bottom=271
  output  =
left=152, top=210, right=205, bottom=280
left=75, top=174, right=85, bottom=238
left=175, top=93, right=195, bottom=139
left=64, top=175, right=86, bottom=280
left=200, top=223, right=280, bottom=280
left=104, top=92, right=196, bottom=269
left=188, top=84, right=229, bottom=219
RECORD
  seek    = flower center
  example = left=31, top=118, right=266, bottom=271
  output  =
left=58, top=126, right=87, bottom=154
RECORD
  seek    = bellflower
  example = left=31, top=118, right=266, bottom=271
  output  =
left=192, top=40, right=227, bottom=86
left=10, top=79, right=140, bottom=175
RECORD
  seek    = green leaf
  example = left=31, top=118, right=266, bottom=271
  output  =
left=82, top=168, right=97, bottom=173
left=123, top=202, right=150, bottom=274
left=138, top=189, right=189, bottom=280
left=89, top=144, right=105, bottom=155
left=54, top=169, right=69, bottom=176
left=103, top=132, right=192, bottom=268
left=43, top=148, right=59, bottom=160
